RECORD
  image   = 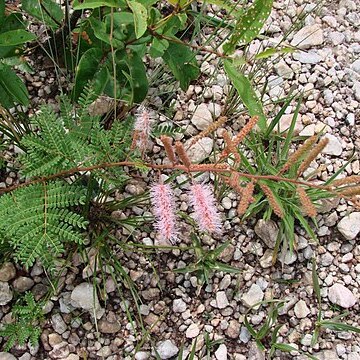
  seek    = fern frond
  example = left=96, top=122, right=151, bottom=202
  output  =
left=0, top=181, right=88, bottom=268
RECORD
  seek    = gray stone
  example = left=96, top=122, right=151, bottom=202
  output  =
left=185, top=137, right=214, bottom=163
left=316, top=350, right=339, bottom=360
left=51, top=314, right=67, bottom=334
left=226, top=320, right=240, bottom=339
left=291, top=25, right=324, bottom=49
left=0, top=353, right=17, bottom=360
left=239, top=326, right=251, bottom=343
left=293, top=51, right=322, bottom=64
left=275, top=61, right=293, bottom=79
left=155, top=340, right=179, bottom=359
left=98, top=319, right=121, bottom=334
left=172, top=299, right=187, bottom=313
left=294, top=300, right=310, bottom=319
left=13, top=277, right=34, bottom=292
left=328, top=283, right=356, bottom=308
left=135, top=352, right=150, bottom=360
left=329, top=31, right=345, bottom=46
left=323, top=134, right=342, bottom=156
left=248, top=342, right=265, bottom=360
left=191, top=104, right=213, bottom=130
left=185, top=323, right=199, bottom=338
left=0, top=262, right=16, bottom=282
left=353, top=81, right=360, bottom=101
left=254, top=219, right=278, bottom=249
left=216, top=291, right=229, bottom=309
left=0, top=281, right=13, bottom=305
left=215, top=344, right=228, bottom=360
left=351, top=59, right=360, bottom=74
left=70, top=283, right=101, bottom=315
left=337, top=212, right=360, bottom=240
left=241, top=284, right=264, bottom=308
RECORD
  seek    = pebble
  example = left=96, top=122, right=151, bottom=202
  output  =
left=254, top=219, right=278, bottom=249
left=328, top=283, right=356, bottom=308
left=215, top=344, right=228, bottom=360
left=323, top=134, right=343, bottom=156
left=51, top=314, right=67, bottom=334
left=291, top=25, right=324, bottom=49
left=185, top=137, right=214, bottom=163
left=13, top=276, right=34, bottom=292
left=185, top=323, right=200, bottom=338
left=241, top=284, right=264, bottom=308
left=98, top=319, right=121, bottom=334
left=0, top=353, right=17, bottom=360
left=337, top=212, right=360, bottom=240
left=70, top=283, right=102, bottom=317
left=293, top=51, right=322, bottom=64
left=294, top=300, right=310, bottom=319
left=226, top=320, right=240, bottom=339
left=0, top=262, right=16, bottom=282
left=351, top=59, right=360, bottom=74
left=0, top=281, right=13, bottom=305
left=155, top=340, right=179, bottom=359
left=173, top=298, right=187, bottom=313
left=191, top=104, right=213, bottom=130
left=216, top=291, right=229, bottom=309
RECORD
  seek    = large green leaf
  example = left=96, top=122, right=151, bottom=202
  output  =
left=73, top=0, right=126, bottom=9
left=223, top=0, right=273, bottom=54
left=0, top=29, right=36, bottom=46
left=224, top=59, right=266, bottom=130
left=22, top=0, right=64, bottom=29
left=73, top=48, right=108, bottom=100
left=127, top=1, right=147, bottom=39
left=162, top=41, right=200, bottom=91
left=0, top=64, right=29, bottom=107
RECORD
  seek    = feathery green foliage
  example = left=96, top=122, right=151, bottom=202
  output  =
left=0, top=181, right=88, bottom=268
left=0, top=292, right=44, bottom=351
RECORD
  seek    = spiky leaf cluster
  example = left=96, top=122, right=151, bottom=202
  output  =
left=0, top=293, right=44, bottom=351
left=0, top=181, right=88, bottom=268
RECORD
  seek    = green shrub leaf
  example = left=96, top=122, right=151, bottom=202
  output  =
left=224, top=59, right=266, bottom=130
left=127, top=0, right=148, bottom=39
left=223, top=0, right=273, bottom=54
left=0, top=29, right=36, bottom=46
left=162, top=41, right=200, bottom=91
left=73, top=0, right=126, bottom=9
left=22, top=0, right=64, bottom=29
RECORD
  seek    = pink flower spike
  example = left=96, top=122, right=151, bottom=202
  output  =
left=150, top=183, right=178, bottom=243
left=134, top=105, right=152, bottom=152
left=189, top=183, right=222, bottom=234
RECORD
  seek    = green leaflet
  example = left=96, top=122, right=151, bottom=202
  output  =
left=0, top=63, right=29, bottom=107
left=255, top=46, right=295, bottom=59
left=223, top=0, right=273, bottom=55
left=73, top=0, right=126, bottom=9
left=22, top=0, right=64, bottom=29
left=127, top=0, right=148, bottom=39
left=224, top=59, right=266, bottom=130
left=0, top=29, right=36, bottom=46
left=162, top=41, right=200, bottom=91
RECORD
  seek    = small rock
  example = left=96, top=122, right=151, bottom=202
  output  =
left=70, top=283, right=101, bottom=316
left=216, top=291, right=229, bottom=309
left=328, top=31, right=345, bottom=46
left=0, top=281, right=13, bottom=305
left=316, top=350, right=340, bottom=360
left=215, top=344, right=228, bottom=360
left=299, top=124, right=315, bottom=136
left=98, top=319, right=121, bottom=334
left=185, top=137, right=214, bottom=163
left=142, top=288, right=160, bottom=300
left=337, top=212, right=360, bottom=240
left=328, top=283, right=356, bottom=308
left=239, top=326, right=251, bottom=343
left=186, top=323, right=200, bottom=338
left=135, top=352, right=150, bottom=360
left=351, top=59, right=360, bottom=74
left=254, top=219, right=278, bottom=249
left=0, top=353, right=17, bottom=360
left=291, top=25, right=324, bottom=49
left=293, top=51, right=322, bottom=64
left=51, top=314, right=67, bottom=334
left=294, top=300, right=310, bottom=319
left=259, top=249, right=273, bottom=268
left=191, top=104, right=213, bottom=130
left=323, top=134, right=342, bottom=156
left=13, top=277, right=34, bottom=292
left=275, top=61, right=293, bottom=79
left=0, top=262, right=16, bottom=282
left=173, top=299, right=187, bottom=313
left=156, top=340, right=179, bottom=359
left=242, top=284, right=264, bottom=308
left=226, top=320, right=240, bottom=339
left=248, top=342, right=265, bottom=360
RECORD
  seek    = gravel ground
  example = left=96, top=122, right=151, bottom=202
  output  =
left=1, top=0, right=360, bottom=359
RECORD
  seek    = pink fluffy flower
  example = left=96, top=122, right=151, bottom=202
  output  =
left=150, top=183, right=178, bottom=243
left=189, top=183, right=222, bottom=234
left=134, top=106, right=152, bottom=153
